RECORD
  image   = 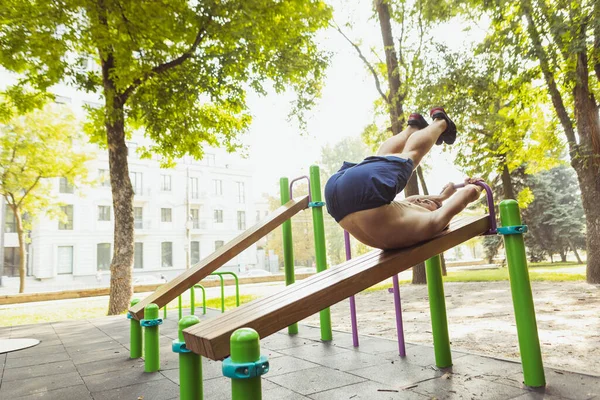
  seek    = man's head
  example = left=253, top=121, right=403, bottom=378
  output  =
left=408, top=197, right=442, bottom=211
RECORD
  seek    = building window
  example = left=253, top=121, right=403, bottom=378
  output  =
left=215, top=240, right=224, bottom=250
left=191, top=208, right=200, bottom=229
left=59, top=177, right=74, bottom=194
left=161, top=175, right=172, bottom=191
left=205, top=153, right=215, bottom=166
left=255, top=210, right=261, bottom=222
left=98, top=205, right=111, bottom=221
left=97, top=243, right=111, bottom=271
left=59, top=205, right=74, bottom=230
left=57, top=246, right=74, bottom=274
left=191, top=241, right=200, bottom=265
left=99, top=169, right=110, bottom=187
left=134, top=207, right=143, bottom=229
left=4, top=205, right=16, bottom=233
left=3, top=247, right=20, bottom=277
left=161, top=242, right=173, bottom=267
left=213, top=179, right=223, bottom=195
left=161, top=208, right=172, bottom=222
left=130, top=171, right=143, bottom=194
left=134, top=242, right=143, bottom=269
left=236, top=181, right=245, bottom=203
left=214, top=209, right=223, bottom=223
left=237, top=211, right=246, bottom=230
left=127, top=141, right=138, bottom=158
left=190, top=177, right=199, bottom=199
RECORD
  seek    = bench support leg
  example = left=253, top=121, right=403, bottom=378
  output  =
left=176, top=316, right=203, bottom=399
left=129, top=299, right=142, bottom=359
left=143, top=303, right=161, bottom=372
left=425, top=254, right=452, bottom=368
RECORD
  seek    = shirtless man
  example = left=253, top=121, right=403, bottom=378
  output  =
left=324, top=108, right=483, bottom=250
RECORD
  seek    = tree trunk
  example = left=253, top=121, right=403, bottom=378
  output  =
left=13, top=205, right=26, bottom=293
left=568, top=238, right=583, bottom=264
left=106, top=98, right=135, bottom=315
left=408, top=173, right=427, bottom=284
left=501, top=164, right=515, bottom=199
left=574, top=164, right=600, bottom=283
left=559, top=250, right=567, bottom=263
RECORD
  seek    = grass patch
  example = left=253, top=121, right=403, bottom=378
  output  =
left=0, top=294, right=257, bottom=327
left=362, top=265, right=585, bottom=294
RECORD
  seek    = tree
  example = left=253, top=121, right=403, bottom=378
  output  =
left=0, top=103, right=90, bottom=293
left=0, top=0, right=332, bottom=312
left=466, top=0, right=600, bottom=283
left=522, top=166, right=586, bottom=263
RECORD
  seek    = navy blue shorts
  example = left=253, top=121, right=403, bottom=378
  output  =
left=324, top=156, right=414, bottom=222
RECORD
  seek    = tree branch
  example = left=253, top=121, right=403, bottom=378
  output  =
left=122, top=18, right=212, bottom=101
left=331, top=21, right=389, bottom=104
left=16, top=174, right=42, bottom=208
left=521, top=0, right=578, bottom=155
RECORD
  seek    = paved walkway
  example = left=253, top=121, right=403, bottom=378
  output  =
left=1, top=310, right=598, bottom=399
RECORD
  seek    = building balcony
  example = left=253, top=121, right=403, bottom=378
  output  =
left=189, top=192, right=207, bottom=204
left=135, top=219, right=152, bottom=232
left=189, top=220, right=208, bottom=232
left=133, top=187, right=152, bottom=200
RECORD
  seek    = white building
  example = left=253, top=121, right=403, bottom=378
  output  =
left=1, top=68, right=261, bottom=286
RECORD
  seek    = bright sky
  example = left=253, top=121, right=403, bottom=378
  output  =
left=243, top=2, right=487, bottom=200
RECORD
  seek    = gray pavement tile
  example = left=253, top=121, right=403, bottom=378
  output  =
left=335, top=335, right=413, bottom=355
left=92, top=378, right=179, bottom=400
left=158, top=343, right=180, bottom=371
left=264, top=383, right=312, bottom=399
left=64, top=339, right=124, bottom=354
left=76, top=356, right=144, bottom=377
left=502, top=369, right=600, bottom=400
left=4, top=351, right=71, bottom=369
left=267, top=355, right=320, bottom=377
left=510, top=392, right=570, bottom=400
left=69, top=347, right=129, bottom=365
left=267, top=366, right=367, bottom=395
left=350, top=358, right=441, bottom=386
left=437, top=354, right=525, bottom=380
left=7, top=344, right=65, bottom=359
left=12, top=384, right=92, bottom=399
left=382, top=344, right=469, bottom=368
left=277, top=341, right=347, bottom=362
left=82, top=363, right=163, bottom=392
left=0, top=371, right=83, bottom=398
left=32, top=339, right=63, bottom=349
left=261, top=332, right=317, bottom=351
left=308, top=380, right=429, bottom=400
left=159, top=356, right=224, bottom=384
left=410, top=374, right=527, bottom=400
left=202, top=377, right=230, bottom=400
left=2, top=360, right=76, bottom=382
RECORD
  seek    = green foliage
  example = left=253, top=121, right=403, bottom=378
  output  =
left=0, top=0, right=333, bottom=163
left=0, top=102, right=91, bottom=229
left=522, top=166, right=586, bottom=262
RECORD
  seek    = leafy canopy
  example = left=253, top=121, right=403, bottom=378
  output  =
left=0, top=102, right=91, bottom=228
left=0, top=0, right=332, bottom=162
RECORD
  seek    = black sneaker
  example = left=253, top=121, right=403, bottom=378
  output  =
left=430, top=107, right=457, bottom=145
left=407, top=113, right=429, bottom=129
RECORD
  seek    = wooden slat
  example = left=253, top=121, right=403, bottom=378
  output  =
left=183, top=214, right=490, bottom=360
left=129, top=195, right=309, bottom=320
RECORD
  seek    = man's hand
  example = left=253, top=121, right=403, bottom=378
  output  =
left=440, top=182, right=457, bottom=200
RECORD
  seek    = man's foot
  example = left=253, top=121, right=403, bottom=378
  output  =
left=407, top=113, right=429, bottom=129
left=429, top=107, right=457, bottom=145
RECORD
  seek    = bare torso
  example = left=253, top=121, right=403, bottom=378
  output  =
left=339, top=200, right=438, bottom=250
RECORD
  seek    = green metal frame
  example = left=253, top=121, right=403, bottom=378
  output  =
left=280, top=177, right=298, bottom=335
left=191, top=284, right=207, bottom=315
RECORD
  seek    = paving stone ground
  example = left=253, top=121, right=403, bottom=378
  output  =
left=1, top=309, right=598, bottom=399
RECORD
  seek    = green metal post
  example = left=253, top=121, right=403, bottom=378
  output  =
left=178, top=295, right=183, bottom=320
left=425, top=255, right=452, bottom=368
left=163, top=304, right=167, bottom=319
left=280, top=177, right=298, bottom=335
left=144, top=303, right=161, bottom=372
left=129, top=298, right=142, bottom=359
left=177, top=316, right=203, bottom=400
left=500, top=200, right=545, bottom=387
left=229, top=328, right=263, bottom=400
left=190, top=286, right=196, bottom=315
left=309, top=165, right=332, bottom=341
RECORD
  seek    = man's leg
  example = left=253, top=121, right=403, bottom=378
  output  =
left=376, top=126, right=419, bottom=156
left=389, top=119, right=447, bottom=166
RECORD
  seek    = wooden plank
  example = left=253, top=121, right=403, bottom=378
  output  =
left=183, top=214, right=490, bottom=360
left=129, top=195, right=309, bottom=320
left=181, top=216, right=480, bottom=335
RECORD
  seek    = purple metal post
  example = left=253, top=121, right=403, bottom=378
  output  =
left=344, top=230, right=359, bottom=347
left=289, top=175, right=311, bottom=202
left=451, top=181, right=497, bottom=234
left=392, top=275, right=407, bottom=357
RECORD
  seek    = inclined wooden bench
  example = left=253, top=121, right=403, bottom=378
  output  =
left=183, top=214, right=490, bottom=360
left=129, top=195, right=310, bottom=320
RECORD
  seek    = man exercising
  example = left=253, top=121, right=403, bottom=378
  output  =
left=324, top=108, right=483, bottom=250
